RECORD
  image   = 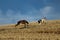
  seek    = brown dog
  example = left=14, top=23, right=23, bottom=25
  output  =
left=15, top=20, right=29, bottom=28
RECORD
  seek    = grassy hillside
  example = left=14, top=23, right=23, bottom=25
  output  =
left=0, top=20, right=60, bottom=40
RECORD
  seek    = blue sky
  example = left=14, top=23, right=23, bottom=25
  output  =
left=0, top=0, right=60, bottom=24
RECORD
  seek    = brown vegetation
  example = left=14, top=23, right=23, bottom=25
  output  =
left=0, top=20, right=60, bottom=40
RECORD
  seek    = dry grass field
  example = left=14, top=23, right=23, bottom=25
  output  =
left=0, top=20, right=60, bottom=40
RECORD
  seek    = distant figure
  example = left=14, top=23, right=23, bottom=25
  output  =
left=15, top=20, right=29, bottom=28
left=41, top=17, right=47, bottom=23
left=38, top=17, right=47, bottom=24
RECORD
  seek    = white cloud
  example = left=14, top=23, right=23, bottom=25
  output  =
left=0, top=6, right=56, bottom=24
left=40, top=6, right=53, bottom=17
left=5, top=9, right=37, bottom=22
